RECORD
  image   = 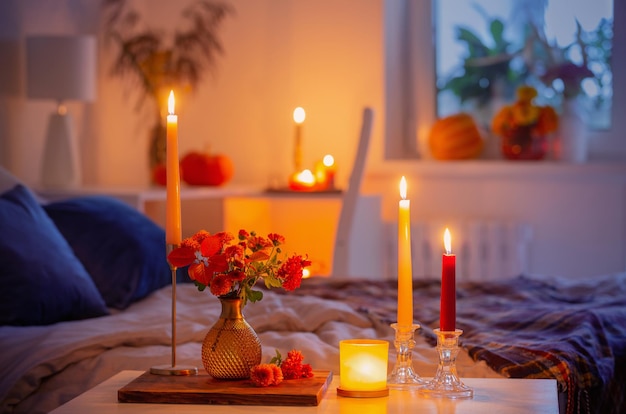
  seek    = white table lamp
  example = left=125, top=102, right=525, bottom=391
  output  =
left=26, top=35, right=96, bottom=188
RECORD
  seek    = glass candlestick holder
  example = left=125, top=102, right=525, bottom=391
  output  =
left=387, top=323, right=426, bottom=389
left=419, top=329, right=473, bottom=398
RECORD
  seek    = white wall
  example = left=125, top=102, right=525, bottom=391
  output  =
left=1, top=0, right=625, bottom=280
left=0, top=0, right=384, bottom=189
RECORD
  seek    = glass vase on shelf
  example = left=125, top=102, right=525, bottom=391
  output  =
left=556, top=98, right=588, bottom=163
left=500, top=125, right=548, bottom=160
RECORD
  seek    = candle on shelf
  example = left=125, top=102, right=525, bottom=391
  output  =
left=288, top=169, right=316, bottom=191
left=397, top=176, right=413, bottom=327
left=322, top=154, right=336, bottom=189
left=314, top=154, right=336, bottom=190
left=440, top=228, right=456, bottom=331
left=293, top=107, right=305, bottom=172
left=165, top=90, right=182, bottom=245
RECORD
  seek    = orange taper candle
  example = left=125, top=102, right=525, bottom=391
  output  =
left=397, top=176, right=413, bottom=326
left=165, top=90, right=182, bottom=245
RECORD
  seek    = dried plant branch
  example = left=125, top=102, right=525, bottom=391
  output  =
left=102, top=0, right=233, bottom=111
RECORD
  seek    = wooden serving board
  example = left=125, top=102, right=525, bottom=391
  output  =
left=118, top=370, right=333, bottom=406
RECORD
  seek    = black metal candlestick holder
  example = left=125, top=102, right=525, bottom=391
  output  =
left=418, top=329, right=473, bottom=398
left=387, top=323, right=426, bottom=389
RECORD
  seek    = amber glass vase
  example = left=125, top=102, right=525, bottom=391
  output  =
left=201, top=298, right=262, bottom=379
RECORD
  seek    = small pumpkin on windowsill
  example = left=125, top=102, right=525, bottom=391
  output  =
left=428, top=112, right=484, bottom=160
left=180, top=150, right=234, bottom=186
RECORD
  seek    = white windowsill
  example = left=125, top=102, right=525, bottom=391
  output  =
left=368, top=159, right=626, bottom=182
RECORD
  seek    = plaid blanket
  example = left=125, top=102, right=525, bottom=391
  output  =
left=284, top=273, right=626, bottom=414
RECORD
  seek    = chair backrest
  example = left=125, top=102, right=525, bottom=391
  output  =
left=331, top=107, right=374, bottom=277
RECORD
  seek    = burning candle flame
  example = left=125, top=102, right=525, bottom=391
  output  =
left=168, top=90, right=175, bottom=115
left=444, top=228, right=452, bottom=255
left=323, top=154, right=334, bottom=167
left=296, top=169, right=315, bottom=184
left=293, top=107, right=306, bottom=124
left=399, top=176, right=407, bottom=200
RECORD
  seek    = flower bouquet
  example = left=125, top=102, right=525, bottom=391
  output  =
left=168, top=229, right=311, bottom=379
left=491, top=86, right=559, bottom=160
left=168, top=229, right=311, bottom=305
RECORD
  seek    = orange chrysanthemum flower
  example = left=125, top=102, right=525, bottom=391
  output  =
left=250, top=363, right=283, bottom=387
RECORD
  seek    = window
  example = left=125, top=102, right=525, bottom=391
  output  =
left=384, top=0, right=624, bottom=161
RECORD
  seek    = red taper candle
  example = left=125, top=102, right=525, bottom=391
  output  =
left=440, top=228, right=456, bottom=331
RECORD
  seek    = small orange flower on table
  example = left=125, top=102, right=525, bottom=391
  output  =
left=492, top=86, right=559, bottom=160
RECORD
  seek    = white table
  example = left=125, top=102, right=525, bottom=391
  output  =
left=51, top=370, right=559, bottom=414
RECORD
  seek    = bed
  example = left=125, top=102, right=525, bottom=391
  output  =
left=0, top=176, right=625, bottom=414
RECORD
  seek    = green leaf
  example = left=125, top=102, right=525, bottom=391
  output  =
left=269, top=349, right=282, bottom=365
left=194, top=281, right=206, bottom=292
left=490, top=19, right=508, bottom=52
left=264, top=274, right=283, bottom=289
left=247, top=289, right=263, bottom=303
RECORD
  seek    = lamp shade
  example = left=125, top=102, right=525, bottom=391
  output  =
left=26, top=35, right=96, bottom=102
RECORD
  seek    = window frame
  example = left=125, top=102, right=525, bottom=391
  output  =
left=384, top=0, right=626, bottom=161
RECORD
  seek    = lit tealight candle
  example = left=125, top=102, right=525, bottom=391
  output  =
left=165, top=90, right=181, bottom=246
left=288, top=169, right=316, bottom=191
left=441, top=228, right=456, bottom=331
left=337, top=339, right=389, bottom=397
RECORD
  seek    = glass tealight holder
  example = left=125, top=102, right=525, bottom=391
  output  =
left=418, top=329, right=473, bottom=399
left=337, top=339, right=390, bottom=398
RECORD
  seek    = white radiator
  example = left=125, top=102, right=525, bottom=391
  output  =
left=385, top=220, right=532, bottom=281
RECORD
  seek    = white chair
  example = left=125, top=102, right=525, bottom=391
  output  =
left=331, top=107, right=375, bottom=277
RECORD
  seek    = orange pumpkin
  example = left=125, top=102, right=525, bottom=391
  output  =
left=180, top=151, right=234, bottom=186
left=428, top=113, right=484, bottom=160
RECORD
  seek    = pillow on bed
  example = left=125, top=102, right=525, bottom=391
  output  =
left=0, top=185, right=109, bottom=326
left=43, top=195, right=174, bottom=309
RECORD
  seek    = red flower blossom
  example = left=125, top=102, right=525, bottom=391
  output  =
left=167, top=246, right=196, bottom=268
left=209, top=274, right=232, bottom=296
left=228, top=269, right=246, bottom=282
left=268, top=233, right=285, bottom=246
left=278, top=255, right=311, bottom=291
left=281, top=349, right=314, bottom=379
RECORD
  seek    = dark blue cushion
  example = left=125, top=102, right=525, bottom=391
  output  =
left=0, top=185, right=109, bottom=325
left=44, top=195, right=177, bottom=309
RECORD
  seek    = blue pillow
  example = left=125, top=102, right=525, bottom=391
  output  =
left=44, top=195, right=177, bottom=309
left=0, top=185, right=109, bottom=325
